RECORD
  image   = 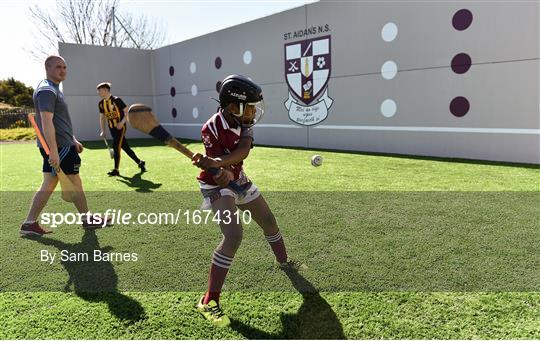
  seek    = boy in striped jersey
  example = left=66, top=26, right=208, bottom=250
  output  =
left=97, top=82, right=145, bottom=176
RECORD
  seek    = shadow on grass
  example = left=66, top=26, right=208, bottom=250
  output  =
left=116, top=171, right=162, bottom=193
left=25, top=230, right=146, bottom=323
left=230, top=267, right=345, bottom=339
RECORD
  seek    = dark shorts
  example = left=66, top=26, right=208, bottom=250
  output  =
left=40, top=145, right=81, bottom=175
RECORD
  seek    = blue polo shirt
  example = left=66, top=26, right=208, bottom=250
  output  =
left=32, top=79, right=74, bottom=148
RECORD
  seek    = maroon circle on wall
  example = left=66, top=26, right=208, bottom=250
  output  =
left=216, top=81, right=222, bottom=92
left=169, top=66, right=174, bottom=76
left=215, top=57, right=222, bottom=69
left=452, top=9, right=473, bottom=31
left=451, top=53, right=472, bottom=74
left=170, top=87, right=176, bottom=97
left=172, top=108, right=177, bottom=118
left=450, top=96, right=470, bottom=117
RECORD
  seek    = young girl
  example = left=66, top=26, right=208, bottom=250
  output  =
left=192, top=75, right=296, bottom=327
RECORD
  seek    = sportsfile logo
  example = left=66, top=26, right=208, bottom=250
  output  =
left=41, top=210, right=121, bottom=228
left=40, top=209, right=252, bottom=228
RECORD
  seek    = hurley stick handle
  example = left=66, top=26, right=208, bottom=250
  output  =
left=166, top=137, right=194, bottom=159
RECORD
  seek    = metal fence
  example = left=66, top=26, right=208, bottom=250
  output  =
left=0, top=107, right=34, bottom=129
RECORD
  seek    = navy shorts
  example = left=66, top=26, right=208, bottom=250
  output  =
left=40, top=145, right=81, bottom=175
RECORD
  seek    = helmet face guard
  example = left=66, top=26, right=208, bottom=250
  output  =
left=233, top=100, right=265, bottom=128
left=219, top=74, right=265, bottom=128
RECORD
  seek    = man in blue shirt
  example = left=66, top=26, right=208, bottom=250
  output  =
left=20, top=55, right=111, bottom=236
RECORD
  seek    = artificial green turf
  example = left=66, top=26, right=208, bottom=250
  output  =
left=1, top=292, right=539, bottom=339
left=2, top=191, right=539, bottom=292
left=0, top=139, right=539, bottom=339
left=1, top=139, right=538, bottom=191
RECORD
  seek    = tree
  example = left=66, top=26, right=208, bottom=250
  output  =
left=29, top=0, right=165, bottom=58
left=0, top=78, right=34, bottom=107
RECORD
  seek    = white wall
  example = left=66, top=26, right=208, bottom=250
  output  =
left=59, top=43, right=154, bottom=141
left=60, top=1, right=540, bottom=163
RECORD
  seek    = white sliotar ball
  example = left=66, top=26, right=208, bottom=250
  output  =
left=311, top=155, right=323, bottom=167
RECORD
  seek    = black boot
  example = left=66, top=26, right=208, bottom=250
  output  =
left=138, top=160, right=146, bottom=172
left=107, top=169, right=120, bottom=176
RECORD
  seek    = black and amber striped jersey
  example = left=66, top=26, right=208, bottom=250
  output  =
left=98, top=96, right=127, bottom=128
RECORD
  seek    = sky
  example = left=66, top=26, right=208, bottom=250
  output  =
left=0, top=0, right=317, bottom=88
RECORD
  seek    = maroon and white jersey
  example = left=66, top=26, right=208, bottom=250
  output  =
left=197, top=110, right=254, bottom=187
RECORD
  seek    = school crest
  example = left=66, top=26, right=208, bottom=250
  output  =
left=284, top=35, right=333, bottom=126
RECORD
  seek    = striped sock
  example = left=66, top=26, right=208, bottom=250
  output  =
left=265, top=231, right=288, bottom=263
left=203, top=250, right=233, bottom=304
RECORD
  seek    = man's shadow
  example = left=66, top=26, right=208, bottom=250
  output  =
left=230, top=268, right=346, bottom=339
left=26, top=230, right=145, bottom=323
left=116, top=171, right=162, bottom=193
